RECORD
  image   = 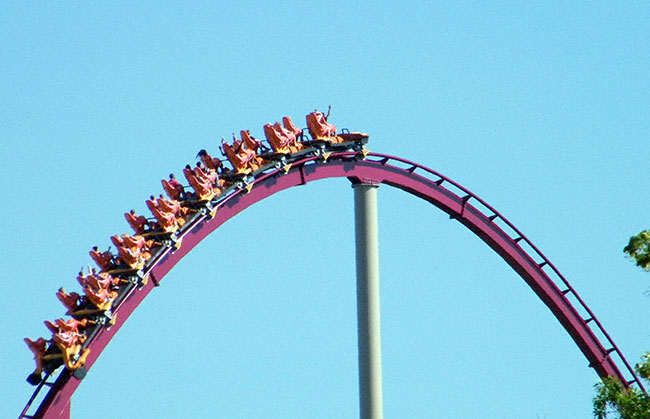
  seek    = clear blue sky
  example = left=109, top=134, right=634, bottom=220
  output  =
left=2, top=2, right=650, bottom=418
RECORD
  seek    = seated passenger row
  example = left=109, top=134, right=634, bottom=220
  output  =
left=24, top=109, right=345, bottom=384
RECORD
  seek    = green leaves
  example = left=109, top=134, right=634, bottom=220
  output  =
left=637, top=353, right=650, bottom=381
left=593, top=377, right=650, bottom=419
left=624, top=230, right=650, bottom=271
left=592, top=232, right=650, bottom=417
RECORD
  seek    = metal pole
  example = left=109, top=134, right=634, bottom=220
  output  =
left=353, top=182, right=384, bottom=419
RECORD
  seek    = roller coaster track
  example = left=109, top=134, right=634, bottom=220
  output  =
left=20, top=151, right=647, bottom=418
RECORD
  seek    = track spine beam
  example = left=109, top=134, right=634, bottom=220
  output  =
left=27, top=150, right=646, bottom=418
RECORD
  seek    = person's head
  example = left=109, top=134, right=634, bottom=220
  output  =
left=169, top=173, right=175, bottom=180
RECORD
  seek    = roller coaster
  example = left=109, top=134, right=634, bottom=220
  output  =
left=19, top=110, right=648, bottom=418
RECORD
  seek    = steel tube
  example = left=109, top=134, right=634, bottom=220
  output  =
left=353, top=183, right=384, bottom=419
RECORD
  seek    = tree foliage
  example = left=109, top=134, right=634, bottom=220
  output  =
left=624, top=230, right=650, bottom=271
left=591, top=231, right=650, bottom=417
left=593, top=375, right=650, bottom=419
left=637, top=353, right=650, bottom=381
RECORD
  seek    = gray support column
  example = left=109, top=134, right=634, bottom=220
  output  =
left=353, top=182, right=384, bottom=419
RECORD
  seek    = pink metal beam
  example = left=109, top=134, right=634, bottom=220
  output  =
left=31, top=152, right=643, bottom=418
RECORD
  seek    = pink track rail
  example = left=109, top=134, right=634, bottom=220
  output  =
left=20, top=152, right=645, bottom=418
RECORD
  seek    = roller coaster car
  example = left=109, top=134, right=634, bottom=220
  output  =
left=125, top=210, right=154, bottom=235
left=77, top=270, right=123, bottom=290
left=337, top=132, right=369, bottom=144
left=218, top=169, right=250, bottom=184
left=52, top=333, right=89, bottom=372
left=197, top=149, right=223, bottom=172
left=56, top=288, right=111, bottom=319
left=70, top=303, right=114, bottom=319
left=157, top=194, right=194, bottom=218
left=147, top=197, right=186, bottom=233
left=293, top=133, right=368, bottom=164
left=24, top=337, right=69, bottom=385
left=110, top=236, right=151, bottom=269
left=123, top=234, right=157, bottom=251
left=306, top=111, right=340, bottom=142
left=183, top=166, right=219, bottom=202
left=263, top=123, right=303, bottom=154
left=324, top=133, right=369, bottom=155
left=222, top=137, right=265, bottom=176
left=116, top=248, right=147, bottom=270
left=193, top=162, right=219, bottom=185
left=24, top=337, right=50, bottom=384
left=138, top=226, right=178, bottom=246
left=83, top=285, right=117, bottom=311
left=56, top=288, right=82, bottom=312
left=44, top=318, right=88, bottom=336
left=240, top=130, right=268, bottom=168
left=241, top=130, right=267, bottom=154
left=42, top=318, right=90, bottom=372
left=282, top=116, right=303, bottom=138
left=162, top=175, right=185, bottom=201
left=222, top=142, right=251, bottom=175
left=90, top=247, right=115, bottom=271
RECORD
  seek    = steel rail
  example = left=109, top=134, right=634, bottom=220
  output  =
left=22, top=151, right=645, bottom=418
left=363, top=152, right=645, bottom=393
